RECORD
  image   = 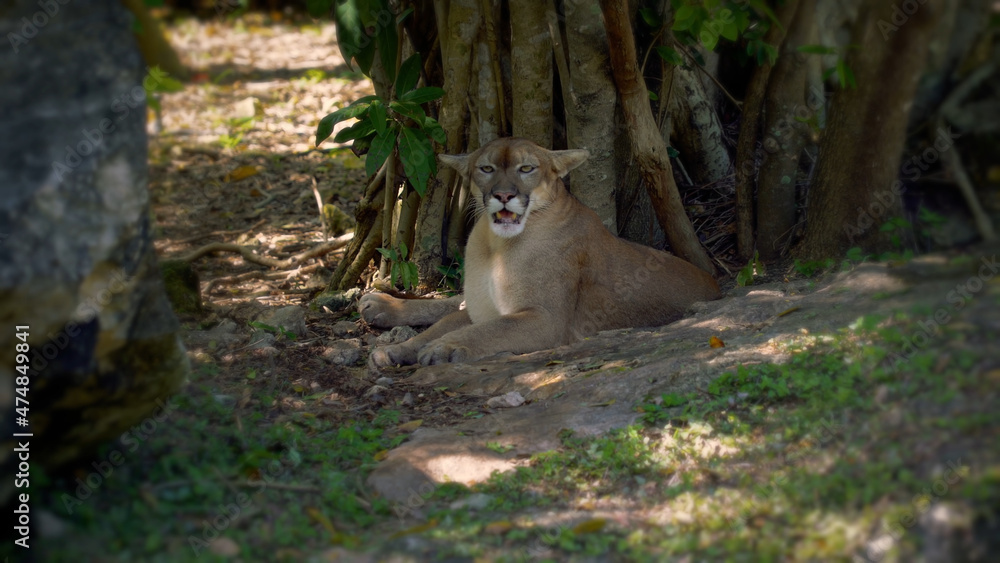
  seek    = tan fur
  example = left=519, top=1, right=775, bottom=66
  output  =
left=360, top=137, right=721, bottom=367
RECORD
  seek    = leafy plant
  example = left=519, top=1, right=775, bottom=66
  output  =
left=248, top=320, right=296, bottom=340
left=314, top=0, right=445, bottom=196
left=436, top=252, right=464, bottom=293
left=641, top=0, right=780, bottom=65
left=736, top=251, right=764, bottom=286
left=377, top=242, right=420, bottom=290
left=793, top=257, right=834, bottom=277
left=797, top=44, right=856, bottom=89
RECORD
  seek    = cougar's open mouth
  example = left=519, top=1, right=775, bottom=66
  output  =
left=494, top=210, right=522, bottom=224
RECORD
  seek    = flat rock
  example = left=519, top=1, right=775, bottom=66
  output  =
left=259, top=305, right=307, bottom=338
left=331, top=320, right=359, bottom=337
left=323, top=338, right=362, bottom=365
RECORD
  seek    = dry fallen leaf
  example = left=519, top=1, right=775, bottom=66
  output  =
left=709, top=336, right=725, bottom=348
left=306, top=506, right=339, bottom=542
left=572, top=518, right=607, bottom=534
left=397, top=419, right=423, bottom=432
left=225, top=165, right=260, bottom=182
left=373, top=449, right=389, bottom=461
left=484, top=520, right=513, bottom=534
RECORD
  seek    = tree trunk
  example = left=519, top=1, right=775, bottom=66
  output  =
left=668, top=64, right=731, bottom=186
left=733, top=0, right=798, bottom=262
left=797, top=0, right=944, bottom=259
left=510, top=0, right=553, bottom=147
left=598, top=0, right=715, bottom=274
left=411, top=0, right=480, bottom=286
left=755, top=0, right=815, bottom=261
left=557, top=0, right=620, bottom=231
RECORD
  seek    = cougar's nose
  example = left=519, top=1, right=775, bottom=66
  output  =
left=492, top=191, right=517, bottom=204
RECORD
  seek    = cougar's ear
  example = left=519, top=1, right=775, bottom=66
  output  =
left=438, top=153, right=471, bottom=177
left=550, top=149, right=590, bottom=177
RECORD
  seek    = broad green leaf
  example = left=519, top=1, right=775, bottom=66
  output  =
left=332, top=0, right=378, bottom=74
left=375, top=14, right=398, bottom=84
left=390, top=100, right=427, bottom=123
left=648, top=90, right=659, bottom=101
left=368, top=99, right=387, bottom=135
left=395, top=53, right=422, bottom=95
left=749, top=0, right=783, bottom=32
left=655, top=45, right=683, bottom=66
left=721, top=21, right=738, bottom=41
left=673, top=4, right=696, bottom=28
left=351, top=132, right=376, bottom=156
left=366, top=128, right=395, bottom=177
left=399, top=241, right=408, bottom=260
left=400, top=86, right=445, bottom=104
left=398, top=126, right=434, bottom=196
left=316, top=95, right=380, bottom=145
left=638, top=7, right=661, bottom=27
left=700, top=28, right=719, bottom=51
left=422, top=118, right=447, bottom=144
left=334, top=119, right=375, bottom=143
left=391, top=262, right=399, bottom=287
left=306, top=0, right=335, bottom=17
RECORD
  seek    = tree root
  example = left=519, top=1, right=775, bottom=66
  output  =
left=180, top=232, right=354, bottom=268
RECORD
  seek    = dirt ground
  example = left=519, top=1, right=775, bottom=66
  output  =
left=13, top=16, right=999, bottom=563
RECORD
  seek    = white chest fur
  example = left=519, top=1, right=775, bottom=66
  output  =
left=463, top=250, right=505, bottom=324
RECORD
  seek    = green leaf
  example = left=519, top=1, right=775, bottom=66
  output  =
left=389, top=100, right=427, bottom=123
left=391, top=262, right=399, bottom=287
left=332, top=0, right=378, bottom=75
left=368, top=99, right=387, bottom=135
left=334, top=118, right=375, bottom=143
left=366, top=128, right=395, bottom=177
left=797, top=44, right=838, bottom=55
left=836, top=59, right=856, bottom=88
left=721, top=21, right=738, bottom=41
left=400, top=86, right=445, bottom=104
left=350, top=132, right=376, bottom=156
left=398, top=241, right=408, bottom=260
left=377, top=247, right=396, bottom=260
left=376, top=13, right=398, bottom=85
left=398, top=126, right=434, bottom=196
left=748, top=0, right=782, bottom=32
left=639, top=7, right=661, bottom=27
left=648, top=90, right=659, bottom=101
left=655, top=45, right=683, bottom=66
left=315, top=95, right=379, bottom=146
left=673, top=4, right=696, bottom=28
left=700, top=28, right=719, bottom=51
left=395, top=53, right=422, bottom=95
left=422, top=118, right=447, bottom=145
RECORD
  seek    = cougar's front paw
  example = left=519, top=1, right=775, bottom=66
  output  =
left=417, top=340, right=476, bottom=365
left=369, top=343, right=418, bottom=369
left=359, top=293, right=403, bottom=328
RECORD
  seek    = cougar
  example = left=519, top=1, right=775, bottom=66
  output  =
left=360, top=137, right=721, bottom=367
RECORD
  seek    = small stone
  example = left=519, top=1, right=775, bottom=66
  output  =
left=401, top=392, right=414, bottom=406
left=211, top=319, right=239, bottom=334
left=375, top=377, right=394, bottom=386
left=323, top=338, right=362, bottom=365
left=258, top=306, right=307, bottom=338
left=486, top=391, right=526, bottom=409
left=331, top=320, right=359, bottom=337
left=376, top=325, right=418, bottom=346
left=231, top=96, right=262, bottom=119
left=214, top=394, right=235, bottom=407
left=365, top=384, right=389, bottom=397
left=449, top=493, right=494, bottom=511
left=208, top=536, right=241, bottom=557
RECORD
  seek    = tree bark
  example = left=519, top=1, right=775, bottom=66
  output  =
left=756, top=0, right=815, bottom=261
left=733, top=0, right=798, bottom=262
left=598, top=0, right=714, bottom=274
left=411, top=0, right=480, bottom=286
left=797, top=0, right=944, bottom=260
left=510, top=0, right=553, bottom=147
left=668, top=64, right=731, bottom=186
left=558, top=0, right=619, bottom=231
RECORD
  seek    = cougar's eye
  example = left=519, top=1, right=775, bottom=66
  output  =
left=479, top=165, right=495, bottom=173
left=519, top=165, right=536, bottom=173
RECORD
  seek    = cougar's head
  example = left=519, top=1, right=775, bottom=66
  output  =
left=439, top=137, right=589, bottom=238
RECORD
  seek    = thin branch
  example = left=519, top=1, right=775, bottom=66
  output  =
left=179, top=232, right=354, bottom=268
